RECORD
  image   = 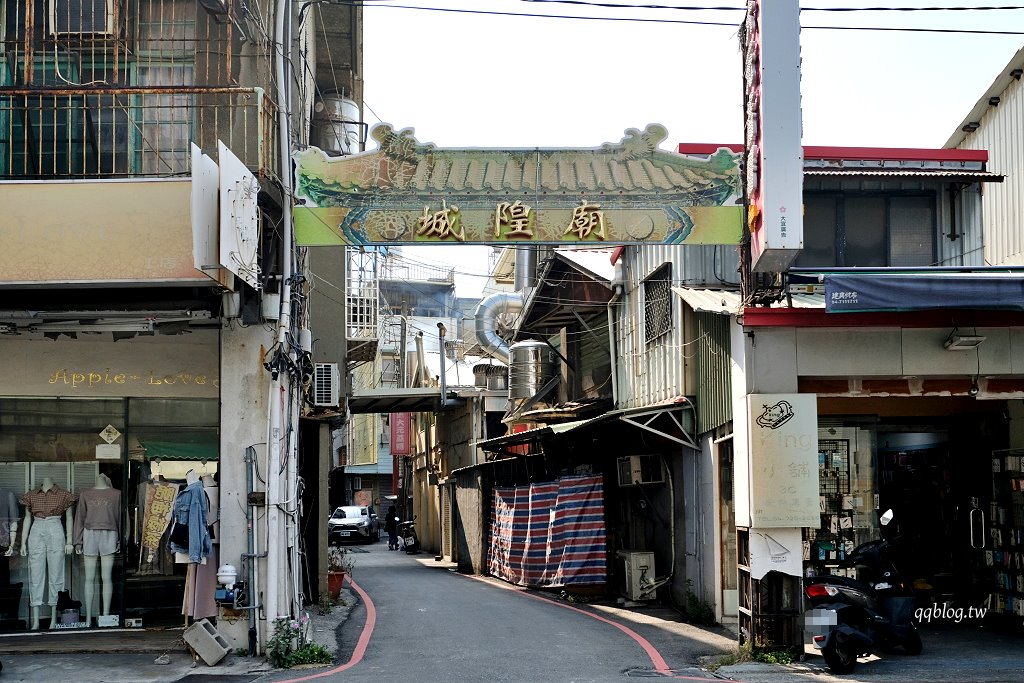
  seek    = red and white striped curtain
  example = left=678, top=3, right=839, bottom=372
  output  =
left=487, top=474, right=607, bottom=587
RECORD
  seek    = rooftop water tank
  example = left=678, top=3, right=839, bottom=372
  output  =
left=508, top=340, right=555, bottom=401
left=314, top=94, right=361, bottom=156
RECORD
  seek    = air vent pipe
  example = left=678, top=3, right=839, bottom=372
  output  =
left=473, top=292, right=523, bottom=364
left=514, top=248, right=538, bottom=290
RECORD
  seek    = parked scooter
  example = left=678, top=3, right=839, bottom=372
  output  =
left=398, top=517, right=419, bottom=554
left=804, top=509, right=922, bottom=674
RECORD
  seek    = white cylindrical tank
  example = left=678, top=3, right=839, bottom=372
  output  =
left=314, top=94, right=361, bottom=156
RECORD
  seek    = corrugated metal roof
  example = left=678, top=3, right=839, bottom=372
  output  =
left=671, top=287, right=825, bottom=314
left=555, top=248, right=616, bottom=281
left=803, top=169, right=1002, bottom=181
left=946, top=45, right=1024, bottom=149
left=672, top=287, right=743, bottom=314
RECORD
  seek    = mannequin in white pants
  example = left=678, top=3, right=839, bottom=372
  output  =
left=18, top=477, right=75, bottom=630
left=74, top=474, right=120, bottom=623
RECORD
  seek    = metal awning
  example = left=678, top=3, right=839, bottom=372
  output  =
left=476, top=400, right=697, bottom=458
left=347, top=387, right=445, bottom=414
left=671, top=287, right=824, bottom=315
left=825, top=273, right=1024, bottom=313
left=803, top=168, right=1003, bottom=182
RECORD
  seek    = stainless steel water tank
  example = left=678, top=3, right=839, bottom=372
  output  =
left=314, top=94, right=361, bottom=156
left=508, top=340, right=555, bottom=400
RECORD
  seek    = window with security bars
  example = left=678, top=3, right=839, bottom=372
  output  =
left=644, top=264, right=672, bottom=344
left=796, top=192, right=936, bottom=268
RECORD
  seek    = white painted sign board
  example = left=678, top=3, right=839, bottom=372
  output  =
left=218, top=141, right=260, bottom=290
left=747, top=393, right=819, bottom=528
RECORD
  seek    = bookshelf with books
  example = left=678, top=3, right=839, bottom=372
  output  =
left=986, top=448, right=1024, bottom=620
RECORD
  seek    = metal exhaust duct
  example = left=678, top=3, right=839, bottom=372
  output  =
left=473, top=292, right=523, bottom=364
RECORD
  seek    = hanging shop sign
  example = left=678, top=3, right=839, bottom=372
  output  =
left=742, top=0, right=804, bottom=272
left=825, top=273, right=1024, bottom=313
left=390, top=412, right=412, bottom=456
left=747, top=394, right=820, bottom=528
left=293, top=124, right=743, bottom=246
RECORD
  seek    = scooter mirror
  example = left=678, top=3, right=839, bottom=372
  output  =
left=879, top=509, right=894, bottom=526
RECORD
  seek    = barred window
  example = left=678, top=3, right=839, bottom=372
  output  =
left=644, top=264, right=672, bottom=344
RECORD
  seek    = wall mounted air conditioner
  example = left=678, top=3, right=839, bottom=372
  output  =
left=617, top=455, right=664, bottom=486
left=50, top=0, right=117, bottom=37
left=313, top=363, right=340, bottom=407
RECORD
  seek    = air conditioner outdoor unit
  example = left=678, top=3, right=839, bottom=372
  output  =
left=50, top=0, right=117, bottom=36
left=617, top=550, right=657, bottom=601
left=313, top=363, right=340, bottom=407
left=617, top=455, right=664, bottom=486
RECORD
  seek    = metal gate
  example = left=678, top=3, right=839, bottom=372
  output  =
left=442, top=483, right=454, bottom=560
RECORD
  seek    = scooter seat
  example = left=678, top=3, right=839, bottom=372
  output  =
left=805, top=574, right=865, bottom=591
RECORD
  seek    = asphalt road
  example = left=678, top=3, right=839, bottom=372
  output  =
left=266, top=543, right=1024, bottom=683
left=266, top=541, right=735, bottom=683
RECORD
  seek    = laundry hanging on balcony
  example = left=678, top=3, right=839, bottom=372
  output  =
left=487, top=474, right=607, bottom=587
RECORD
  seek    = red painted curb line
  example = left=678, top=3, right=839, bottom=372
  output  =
left=278, top=569, right=721, bottom=683
left=274, top=573, right=376, bottom=683
left=464, top=574, right=723, bottom=681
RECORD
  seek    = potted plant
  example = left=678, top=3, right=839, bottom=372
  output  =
left=327, top=546, right=354, bottom=599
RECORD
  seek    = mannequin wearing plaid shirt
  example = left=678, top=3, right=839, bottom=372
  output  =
left=18, top=478, right=76, bottom=630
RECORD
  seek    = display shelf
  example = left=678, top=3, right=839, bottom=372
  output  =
left=985, top=449, right=1024, bottom=620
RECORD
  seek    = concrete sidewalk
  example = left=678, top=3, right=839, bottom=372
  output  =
left=711, top=624, right=1024, bottom=682
left=0, top=587, right=356, bottom=683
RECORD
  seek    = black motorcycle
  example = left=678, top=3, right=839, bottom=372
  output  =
left=804, top=509, right=922, bottom=674
left=398, top=517, right=419, bottom=554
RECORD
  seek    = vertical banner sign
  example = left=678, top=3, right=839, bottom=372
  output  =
left=743, top=0, right=804, bottom=272
left=747, top=394, right=819, bottom=527
left=390, top=412, right=412, bottom=456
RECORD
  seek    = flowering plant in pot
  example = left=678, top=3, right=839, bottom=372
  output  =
left=327, top=546, right=354, bottom=598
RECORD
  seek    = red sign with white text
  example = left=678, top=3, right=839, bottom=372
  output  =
left=390, top=412, right=412, bottom=456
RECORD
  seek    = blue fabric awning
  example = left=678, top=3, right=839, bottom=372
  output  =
left=825, top=273, right=1024, bottom=313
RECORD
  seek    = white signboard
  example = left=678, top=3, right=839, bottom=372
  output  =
left=218, top=141, right=260, bottom=290
left=749, top=527, right=803, bottom=579
left=747, top=393, right=819, bottom=527
left=190, top=144, right=220, bottom=281
left=95, top=444, right=121, bottom=460
left=744, top=0, right=804, bottom=273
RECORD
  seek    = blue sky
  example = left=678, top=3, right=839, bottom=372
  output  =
left=355, top=1, right=1024, bottom=292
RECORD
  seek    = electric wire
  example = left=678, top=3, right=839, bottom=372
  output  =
left=344, top=1, right=1024, bottom=34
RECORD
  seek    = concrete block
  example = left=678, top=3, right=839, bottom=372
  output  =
left=183, top=618, right=231, bottom=666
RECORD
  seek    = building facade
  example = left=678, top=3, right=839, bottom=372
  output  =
left=0, top=0, right=363, bottom=653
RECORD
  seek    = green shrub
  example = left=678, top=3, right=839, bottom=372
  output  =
left=684, top=579, right=717, bottom=626
left=266, top=614, right=333, bottom=668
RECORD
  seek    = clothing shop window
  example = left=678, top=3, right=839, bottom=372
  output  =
left=124, top=395, right=219, bottom=626
left=0, top=398, right=124, bottom=631
left=644, top=263, right=672, bottom=345
left=0, top=396, right=218, bottom=631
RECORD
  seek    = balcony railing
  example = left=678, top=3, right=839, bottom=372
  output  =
left=0, top=86, right=277, bottom=178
